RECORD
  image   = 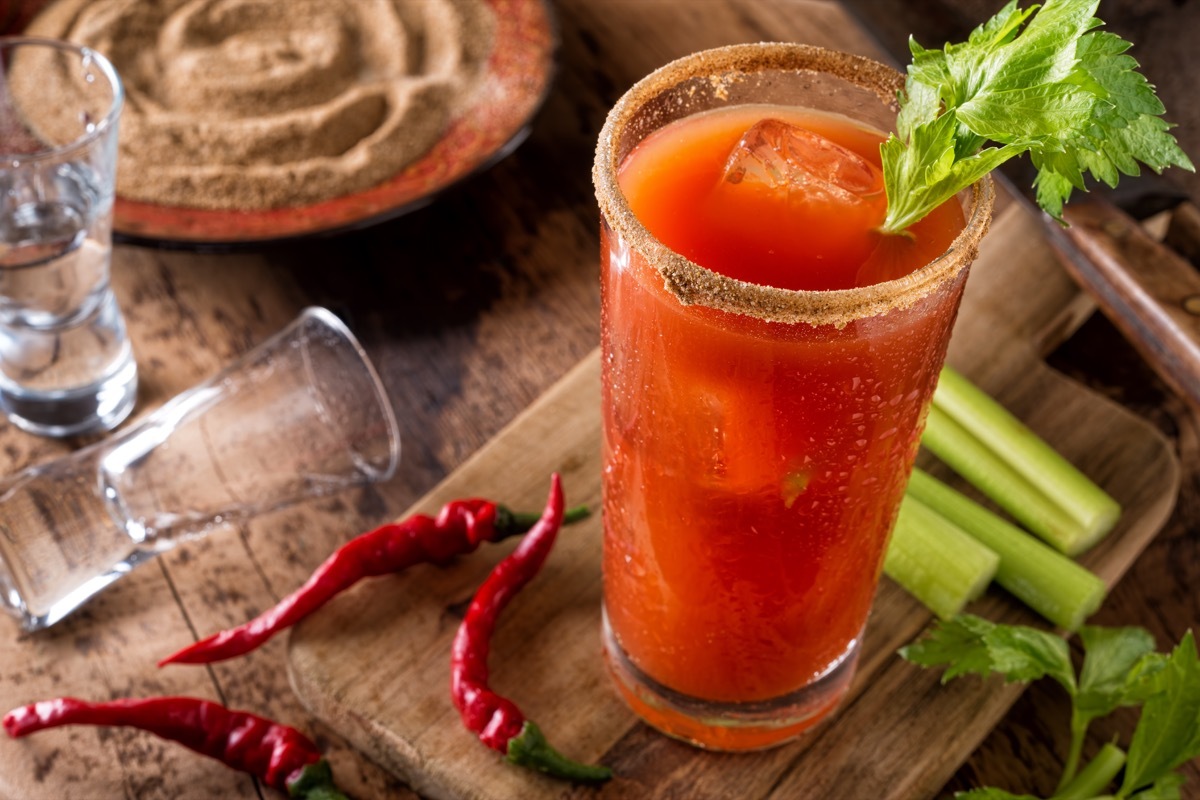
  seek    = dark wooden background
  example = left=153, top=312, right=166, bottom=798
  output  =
left=0, top=1, right=1196, bottom=798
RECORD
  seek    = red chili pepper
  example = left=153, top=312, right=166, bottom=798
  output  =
left=451, top=474, right=612, bottom=783
left=160, top=495, right=588, bottom=666
left=2, top=696, right=345, bottom=799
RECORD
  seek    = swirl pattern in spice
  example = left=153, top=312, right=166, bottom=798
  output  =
left=24, top=0, right=495, bottom=210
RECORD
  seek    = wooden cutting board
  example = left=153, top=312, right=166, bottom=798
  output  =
left=286, top=206, right=1179, bottom=800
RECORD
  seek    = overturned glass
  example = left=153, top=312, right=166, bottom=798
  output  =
left=0, top=307, right=401, bottom=631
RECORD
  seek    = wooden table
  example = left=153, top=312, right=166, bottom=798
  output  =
left=0, top=1, right=1196, bottom=798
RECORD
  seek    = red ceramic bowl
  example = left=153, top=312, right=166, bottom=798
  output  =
left=1, top=0, right=557, bottom=247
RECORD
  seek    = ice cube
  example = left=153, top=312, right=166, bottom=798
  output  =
left=677, top=381, right=780, bottom=493
left=722, top=119, right=883, bottom=206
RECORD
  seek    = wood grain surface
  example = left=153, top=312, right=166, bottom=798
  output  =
left=1054, top=198, right=1200, bottom=411
left=0, top=2, right=1195, bottom=799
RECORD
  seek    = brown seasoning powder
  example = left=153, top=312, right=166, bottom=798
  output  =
left=24, top=0, right=495, bottom=210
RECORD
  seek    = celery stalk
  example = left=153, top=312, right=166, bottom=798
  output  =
left=885, top=494, right=999, bottom=620
left=907, top=468, right=1106, bottom=630
left=921, top=404, right=1081, bottom=552
left=930, top=367, right=1121, bottom=555
left=1050, top=743, right=1126, bottom=800
left=923, top=404, right=1099, bottom=556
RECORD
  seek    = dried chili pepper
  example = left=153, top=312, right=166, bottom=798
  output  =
left=3, top=696, right=346, bottom=799
left=451, top=474, right=612, bottom=783
left=160, top=494, right=588, bottom=666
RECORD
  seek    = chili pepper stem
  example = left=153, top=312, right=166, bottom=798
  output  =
left=506, top=721, right=612, bottom=784
left=287, top=760, right=350, bottom=800
left=496, top=504, right=591, bottom=538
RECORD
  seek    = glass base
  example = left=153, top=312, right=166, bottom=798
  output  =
left=602, top=612, right=859, bottom=751
left=0, top=349, right=137, bottom=437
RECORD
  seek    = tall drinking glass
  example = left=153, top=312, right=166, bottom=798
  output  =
left=0, top=37, right=137, bottom=437
left=593, top=44, right=993, bottom=750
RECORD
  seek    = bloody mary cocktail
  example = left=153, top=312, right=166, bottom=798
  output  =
left=593, top=45, right=992, bottom=751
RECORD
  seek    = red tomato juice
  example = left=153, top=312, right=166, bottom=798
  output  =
left=600, top=104, right=966, bottom=745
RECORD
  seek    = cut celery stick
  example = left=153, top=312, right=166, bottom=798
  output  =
left=932, top=367, right=1121, bottom=553
left=907, top=468, right=1106, bottom=630
left=885, top=494, right=999, bottom=620
left=923, top=404, right=1101, bottom=556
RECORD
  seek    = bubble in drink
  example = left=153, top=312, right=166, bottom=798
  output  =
left=721, top=118, right=884, bottom=207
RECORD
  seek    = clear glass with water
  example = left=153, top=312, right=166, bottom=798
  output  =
left=0, top=37, right=137, bottom=437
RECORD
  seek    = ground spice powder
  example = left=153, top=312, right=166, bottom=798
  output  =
left=26, top=0, right=495, bottom=210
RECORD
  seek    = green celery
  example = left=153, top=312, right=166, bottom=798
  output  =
left=879, top=0, right=1193, bottom=233
left=1049, top=743, right=1126, bottom=800
left=922, top=404, right=1081, bottom=553
left=907, top=468, right=1106, bottom=631
left=933, top=366, right=1120, bottom=553
left=903, top=619, right=1200, bottom=800
left=885, top=494, right=999, bottom=620
left=921, top=393, right=1118, bottom=556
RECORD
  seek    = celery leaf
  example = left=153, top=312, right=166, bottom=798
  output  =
left=1120, top=631, right=1200, bottom=796
left=899, top=613, right=996, bottom=682
left=881, top=0, right=1194, bottom=233
left=900, top=614, right=1075, bottom=692
left=1128, top=773, right=1186, bottom=800
left=902, top=621, right=1200, bottom=798
left=1074, top=625, right=1158, bottom=721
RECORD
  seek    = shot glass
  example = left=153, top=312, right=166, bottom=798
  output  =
left=0, top=307, right=401, bottom=631
left=593, top=44, right=993, bottom=750
left=0, top=36, right=137, bottom=437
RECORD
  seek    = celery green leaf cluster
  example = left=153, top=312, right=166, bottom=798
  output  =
left=880, top=0, right=1194, bottom=234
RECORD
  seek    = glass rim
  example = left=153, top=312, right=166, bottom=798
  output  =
left=298, top=306, right=402, bottom=482
left=0, top=35, right=125, bottom=162
left=592, top=42, right=994, bottom=328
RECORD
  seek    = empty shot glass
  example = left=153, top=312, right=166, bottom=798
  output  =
left=0, top=307, right=401, bottom=631
left=0, top=37, right=137, bottom=437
